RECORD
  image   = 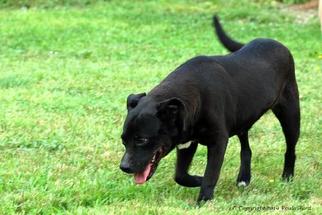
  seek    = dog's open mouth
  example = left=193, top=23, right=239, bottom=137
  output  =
left=134, top=148, right=163, bottom=184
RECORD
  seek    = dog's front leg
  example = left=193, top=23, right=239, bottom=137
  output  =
left=175, top=141, right=203, bottom=187
left=197, top=135, right=228, bottom=203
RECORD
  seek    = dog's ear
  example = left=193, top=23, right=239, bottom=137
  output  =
left=127, top=93, right=146, bottom=110
left=156, top=97, right=188, bottom=132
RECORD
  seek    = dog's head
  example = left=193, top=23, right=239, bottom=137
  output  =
left=120, top=93, right=187, bottom=184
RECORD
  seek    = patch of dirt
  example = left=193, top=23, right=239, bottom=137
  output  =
left=290, top=0, right=318, bottom=10
left=281, top=0, right=319, bottom=24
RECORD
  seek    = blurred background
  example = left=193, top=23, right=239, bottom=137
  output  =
left=0, top=0, right=319, bottom=8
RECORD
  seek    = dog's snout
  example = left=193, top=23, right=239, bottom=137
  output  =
left=120, top=162, right=133, bottom=173
left=120, top=153, right=134, bottom=173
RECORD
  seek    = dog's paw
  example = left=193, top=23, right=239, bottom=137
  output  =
left=282, top=172, right=294, bottom=182
left=196, top=197, right=213, bottom=207
left=236, top=173, right=251, bottom=187
left=197, top=190, right=213, bottom=206
left=237, top=181, right=248, bottom=187
left=175, top=175, right=202, bottom=187
left=196, top=199, right=207, bottom=207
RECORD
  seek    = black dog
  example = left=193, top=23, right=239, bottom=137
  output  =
left=120, top=16, right=300, bottom=203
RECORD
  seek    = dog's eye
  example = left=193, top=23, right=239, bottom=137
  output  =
left=134, top=136, right=148, bottom=146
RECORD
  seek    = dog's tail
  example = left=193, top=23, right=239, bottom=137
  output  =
left=212, top=15, right=244, bottom=52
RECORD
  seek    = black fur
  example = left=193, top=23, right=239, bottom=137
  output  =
left=120, top=16, right=300, bottom=204
left=213, top=16, right=244, bottom=52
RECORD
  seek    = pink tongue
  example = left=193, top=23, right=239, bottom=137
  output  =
left=134, top=163, right=152, bottom=184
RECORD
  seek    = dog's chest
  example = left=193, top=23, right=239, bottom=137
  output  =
left=177, top=142, right=192, bottom=150
left=180, top=125, right=209, bottom=146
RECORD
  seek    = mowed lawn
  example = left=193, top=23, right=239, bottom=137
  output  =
left=0, top=0, right=321, bottom=214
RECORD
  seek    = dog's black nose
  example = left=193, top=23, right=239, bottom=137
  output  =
left=120, top=162, right=134, bottom=173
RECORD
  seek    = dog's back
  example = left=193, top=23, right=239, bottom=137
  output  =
left=213, top=16, right=294, bottom=80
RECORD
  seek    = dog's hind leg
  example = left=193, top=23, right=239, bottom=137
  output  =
left=174, top=141, right=203, bottom=187
left=272, top=81, right=300, bottom=181
left=237, top=131, right=252, bottom=187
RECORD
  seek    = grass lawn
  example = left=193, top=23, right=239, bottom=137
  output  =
left=0, top=0, right=321, bottom=214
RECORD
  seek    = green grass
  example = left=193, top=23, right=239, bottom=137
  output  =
left=0, top=0, right=321, bottom=214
